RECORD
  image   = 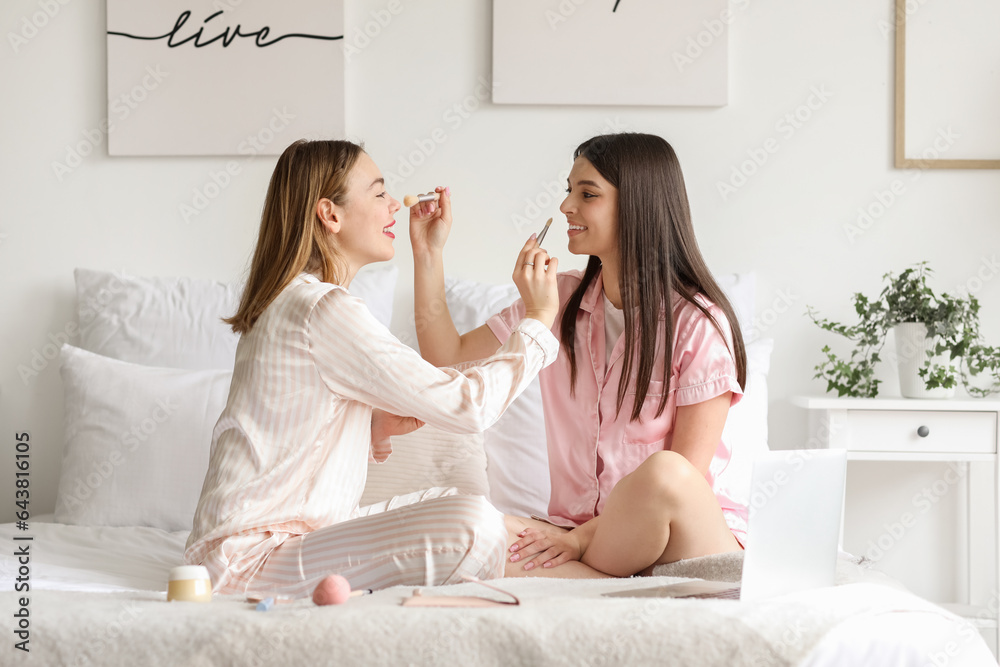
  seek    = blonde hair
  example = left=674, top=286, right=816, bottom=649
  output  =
left=225, top=139, right=365, bottom=334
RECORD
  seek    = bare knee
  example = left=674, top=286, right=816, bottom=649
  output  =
left=627, top=450, right=699, bottom=503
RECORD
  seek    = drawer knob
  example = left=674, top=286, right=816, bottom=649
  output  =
left=917, top=425, right=930, bottom=438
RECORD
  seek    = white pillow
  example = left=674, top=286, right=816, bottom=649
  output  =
left=75, top=268, right=241, bottom=371
left=713, top=337, right=773, bottom=534
left=55, top=345, right=232, bottom=531
left=721, top=337, right=773, bottom=466
left=716, top=271, right=756, bottom=337
left=445, top=277, right=551, bottom=518
left=388, top=276, right=551, bottom=516
left=361, top=426, right=489, bottom=507
left=75, top=264, right=399, bottom=370
left=480, top=391, right=550, bottom=517
left=348, top=264, right=399, bottom=332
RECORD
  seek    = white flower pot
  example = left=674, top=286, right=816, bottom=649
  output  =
left=892, top=323, right=956, bottom=399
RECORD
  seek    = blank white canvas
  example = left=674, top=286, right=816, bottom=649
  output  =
left=106, top=0, right=344, bottom=156
left=493, top=0, right=728, bottom=107
left=905, top=0, right=1000, bottom=160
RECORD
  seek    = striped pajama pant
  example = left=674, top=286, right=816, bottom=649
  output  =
left=247, top=488, right=508, bottom=599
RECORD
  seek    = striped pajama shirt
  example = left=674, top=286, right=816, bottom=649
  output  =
left=184, top=272, right=557, bottom=597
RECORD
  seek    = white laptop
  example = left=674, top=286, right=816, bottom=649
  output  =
left=604, top=448, right=847, bottom=602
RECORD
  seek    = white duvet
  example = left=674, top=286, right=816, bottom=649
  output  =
left=0, top=518, right=994, bottom=667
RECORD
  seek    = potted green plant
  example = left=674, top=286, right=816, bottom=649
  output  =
left=806, top=262, right=1000, bottom=398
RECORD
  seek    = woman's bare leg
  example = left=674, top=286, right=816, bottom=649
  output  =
left=502, top=516, right=611, bottom=579
left=581, top=450, right=741, bottom=577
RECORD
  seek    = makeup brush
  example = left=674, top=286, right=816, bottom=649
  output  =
left=536, top=218, right=553, bottom=247
left=403, top=193, right=440, bottom=207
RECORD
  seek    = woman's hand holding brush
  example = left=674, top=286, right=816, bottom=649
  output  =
left=513, top=233, right=559, bottom=329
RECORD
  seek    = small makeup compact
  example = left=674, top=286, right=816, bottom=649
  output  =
left=167, top=565, right=213, bottom=602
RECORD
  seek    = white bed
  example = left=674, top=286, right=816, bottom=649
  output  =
left=1, top=516, right=994, bottom=666
left=6, top=267, right=994, bottom=666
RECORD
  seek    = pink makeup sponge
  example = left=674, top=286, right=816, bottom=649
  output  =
left=312, top=574, right=352, bottom=606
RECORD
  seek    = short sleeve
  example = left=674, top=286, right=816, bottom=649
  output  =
left=486, top=297, right=527, bottom=346
left=486, top=270, right=585, bottom=345
left=672, top=300, right=743, bottom=408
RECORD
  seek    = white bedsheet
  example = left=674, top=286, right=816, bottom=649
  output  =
left=1, top=518, right=994, bottom=666
left=1, top=515, right=186, bottom=593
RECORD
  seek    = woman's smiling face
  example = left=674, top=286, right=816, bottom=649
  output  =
left=333, top=152, right=401, bottom=270
left=559, top=156, right=619, bottom=263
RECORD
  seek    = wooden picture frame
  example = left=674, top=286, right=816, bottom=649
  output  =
left=894, top=0, right=1000, bottom=169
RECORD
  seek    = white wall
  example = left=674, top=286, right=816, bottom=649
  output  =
left=2, top=0, right=998, bottom=631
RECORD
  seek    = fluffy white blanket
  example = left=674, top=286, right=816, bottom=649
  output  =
left=6, top=574, right=964, bottom=667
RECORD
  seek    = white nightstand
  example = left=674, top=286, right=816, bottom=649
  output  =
left=793, top=395, right=999, bottom=631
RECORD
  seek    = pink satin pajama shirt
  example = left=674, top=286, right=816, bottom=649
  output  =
left=486, top=268, right=748, bottom=544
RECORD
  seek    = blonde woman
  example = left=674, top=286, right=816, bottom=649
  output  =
left=184, top=139, right=604, bottom=599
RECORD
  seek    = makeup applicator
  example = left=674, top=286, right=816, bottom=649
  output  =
left=403, top=193, right=440, bottom=207
left=536, top=218, right=552, bottom=247
left=312, top=574, right=372, bottom=606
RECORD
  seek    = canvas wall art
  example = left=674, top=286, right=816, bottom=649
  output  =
left=106, top=1, right=344, bottom=156
left=493, top=0, right=729, bottom=106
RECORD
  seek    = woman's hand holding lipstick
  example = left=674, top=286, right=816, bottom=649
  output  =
left=408, top=186, right=452, bottom=257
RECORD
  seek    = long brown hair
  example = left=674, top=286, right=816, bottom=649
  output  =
left=225, top=139, right=364, bottom=334
left=559, top=133, right=747, bottom=421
